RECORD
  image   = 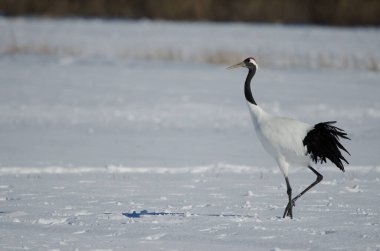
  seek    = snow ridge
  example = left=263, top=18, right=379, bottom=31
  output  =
left=0, top=164, right=378, bottom=175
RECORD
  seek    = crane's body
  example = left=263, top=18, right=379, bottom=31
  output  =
left=228, top=57, right=350, bottom=218
left=248, top=103, right=310, bottom=176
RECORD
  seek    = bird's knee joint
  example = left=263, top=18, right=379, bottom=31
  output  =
left=287, top=187, right=292, bottom=196
left=316, top=174, right=323, bottom=182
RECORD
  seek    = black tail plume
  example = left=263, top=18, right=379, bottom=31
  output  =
left=303, top=121, right=350, bottom=171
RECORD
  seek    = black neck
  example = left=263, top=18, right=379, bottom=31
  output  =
left=244, top=68, right=257, bottom=105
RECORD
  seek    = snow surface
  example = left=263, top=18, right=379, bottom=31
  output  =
left=0, top=18, right=380, bottom=250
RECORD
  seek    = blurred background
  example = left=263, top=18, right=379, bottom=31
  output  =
left=1, top=0, right=380, bottom=25
left=0, top=1, right=379, bottom=168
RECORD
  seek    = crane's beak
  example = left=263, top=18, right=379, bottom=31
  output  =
left=226, top=61, right=246, bottom=70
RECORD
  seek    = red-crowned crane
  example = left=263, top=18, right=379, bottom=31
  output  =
left=227, top=57, right=350, bottom=219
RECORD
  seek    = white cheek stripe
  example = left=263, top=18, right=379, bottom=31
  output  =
left=250, top=59, right=258, bottom=69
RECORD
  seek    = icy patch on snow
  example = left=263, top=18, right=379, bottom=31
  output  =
left=36, top=218, right=68, bottom=225
left=344, top=185, right=363, bottom=193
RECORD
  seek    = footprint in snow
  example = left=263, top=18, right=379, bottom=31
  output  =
left=345, top=185, right=363, bottom=193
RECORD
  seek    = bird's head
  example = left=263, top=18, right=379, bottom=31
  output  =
left=227, top=57, right=258, bottom=70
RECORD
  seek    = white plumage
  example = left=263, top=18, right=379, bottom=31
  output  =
left=248, top=103, right=310, bottom=176
left=228, top=57, right=350, bottom=219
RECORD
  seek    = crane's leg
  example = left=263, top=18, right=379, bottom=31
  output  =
left=282, top=177, right=293, bottom=219
left=292, top=166, right=323, bottom=204
left=283, top=165, right=323, bottom=217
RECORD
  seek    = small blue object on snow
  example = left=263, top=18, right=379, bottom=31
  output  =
left=123, top=210, right=256, bottom=218
left=123, top=210, right=185, bottom=218
left=123, top=210, right=142, bottom=218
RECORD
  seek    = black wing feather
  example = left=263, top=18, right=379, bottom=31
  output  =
left=303, top=121, right=350, bottom=172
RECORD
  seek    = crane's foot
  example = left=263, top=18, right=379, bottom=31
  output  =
left=283, top=204, right=292, bottom=218
left=283, top=200, right=295, bottom=219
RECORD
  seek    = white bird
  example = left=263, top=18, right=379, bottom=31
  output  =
left=227, top=57, right=350, bottom=219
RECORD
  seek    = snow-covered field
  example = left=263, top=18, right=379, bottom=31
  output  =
left=0, top=18, right=379, bottom=250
